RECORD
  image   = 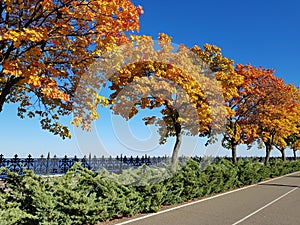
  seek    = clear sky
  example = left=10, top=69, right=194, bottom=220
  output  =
left=0, top=0, right=299, bottom=158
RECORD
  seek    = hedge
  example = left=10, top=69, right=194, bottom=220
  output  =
left=0, top=158, right=299, bottom=225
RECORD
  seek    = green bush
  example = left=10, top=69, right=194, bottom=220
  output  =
left=161, top=159, right=209, bottom=204
left=0, top=169, right=64, bottom=225
left=136, top=183, right=166, bottom=212
left=237, top=158, right=264, bottom=185
left=0, top=158, right=299, bottom=224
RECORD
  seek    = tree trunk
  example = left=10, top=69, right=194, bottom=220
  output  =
left=264, top=142, right=272, bottom=165
left=231, top=144, right=237, bottom=164
left=164, top=100, right=182, bottom=172
left=171, top=131, right=182, bottom=172
left=294, top=149, right=297, bottom=160
left=280, top=148, right=286, bottom=161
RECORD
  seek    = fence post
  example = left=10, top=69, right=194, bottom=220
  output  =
left=46, top=152, right=50, bottom=175
left=120, top=154, right=123, bottom=173
left=88, top=153, right=92, bottom=170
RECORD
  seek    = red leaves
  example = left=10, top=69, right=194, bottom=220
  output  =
left=136, top=5, right=144, bottom=16
left=231, top=64, right=300, bottom=148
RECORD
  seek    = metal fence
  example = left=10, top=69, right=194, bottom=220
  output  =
left=0, top=153, right=170, bottom=176
left=0, top=154, right=298, bottom=177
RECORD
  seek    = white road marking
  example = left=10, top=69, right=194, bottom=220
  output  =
left=115, top=171, right=299, bottom=225
left=231, top=186, right=298, bottom=225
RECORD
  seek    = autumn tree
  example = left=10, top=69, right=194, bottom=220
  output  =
left=221, top=64, right=281, bottom=164
left=234, top=65, right=300, bottom=165
left=220, top=65, right=253, bottom=164
left=285, top=91, right=300, bottom=160
left=279, top=131, right=300, bottom=161
left=101, top=34, right=242, bottom=171
left=0, top=0, right=143, bottom=137
left=259, top=83, right=299, bottom=164
left=274, top=120, right=299, bottom=161
left=288, top=133, right=300, bottom=160
left=290, top=88, right=300, bottom=160
left=191, top=46, right=245, bottom=164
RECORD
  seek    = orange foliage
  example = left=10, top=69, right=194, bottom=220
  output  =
left=234, top=65, right=300, bottom=163
left=0, top=0, right=142, bottom=138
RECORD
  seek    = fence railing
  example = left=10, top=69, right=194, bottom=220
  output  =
left=0, top=154, right=298, bottom=177
left=0, top=153, right=170, bottom=176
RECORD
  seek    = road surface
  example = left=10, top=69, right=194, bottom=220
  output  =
left=112, top=171, right=300, bottom=225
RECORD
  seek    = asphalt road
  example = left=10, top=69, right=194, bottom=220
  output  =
left=113, top=172, right=300, bottom=225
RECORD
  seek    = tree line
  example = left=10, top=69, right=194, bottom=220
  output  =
left=0, top=0, right=299, bottom=169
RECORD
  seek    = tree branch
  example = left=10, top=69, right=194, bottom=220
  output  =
left=0, top=76, right=23, bottom=112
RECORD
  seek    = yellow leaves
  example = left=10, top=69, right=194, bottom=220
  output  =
left=71, top=117, right=82, bottom=127
left=191, top=43, right=243, bottom=103
left=226, top=106, right=236, bottom=117
left=28, top=75, right=41, bottom=88
left=40, top=0, right=55, bottom=10
left=22, top=28, right=47, bottom=42
left=158, top=33, right=173, bottom=52
left=2, top=60, right=22, bottom=77
left=90, top=109, right=99, bottom=121
left=295, top=140, right=300, bottom=150
left=0, top=30, right=17, bottom=41
left=203, top=43, right=221, bottom=52
left=26, top=75, right=69, bottom=102
left=2, top=68, right=22, bottom=77
left=176, top=117, right=184, bottom=123
left=0, top=28, right=47, bottom=48
left=93, top=49, right=102, bottom=56
left=96, top=96, right=110, bottom=106
left=41, top=87, right=69, bottom=102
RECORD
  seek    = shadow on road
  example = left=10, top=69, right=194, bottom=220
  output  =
left=286, top=175, right=300, bottom=178
left=258, top=183, right=300, bottom=188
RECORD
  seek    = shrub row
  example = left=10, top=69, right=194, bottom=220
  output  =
left=0, top=158, right=299, bottom=225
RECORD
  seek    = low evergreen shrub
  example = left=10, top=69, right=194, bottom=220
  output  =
left=0, top=158, right=299, bottom=224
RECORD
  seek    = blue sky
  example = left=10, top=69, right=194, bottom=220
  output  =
left=0, top=0, right=299, bottom=158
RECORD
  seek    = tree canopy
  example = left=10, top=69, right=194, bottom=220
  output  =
left=98, top=34, right=243, bottom=170
left=224, top=64, right=300, bottom=164
left=0, top=0, right=143, bottom=138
